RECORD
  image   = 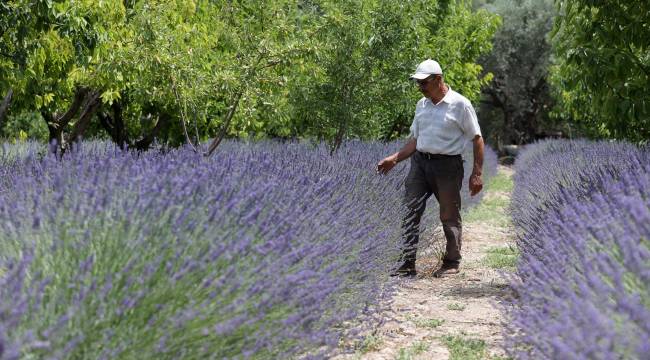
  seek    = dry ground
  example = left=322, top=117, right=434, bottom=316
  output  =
left=336, top=165, right=515, bottom=360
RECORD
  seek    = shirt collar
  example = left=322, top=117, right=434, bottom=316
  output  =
left=441, top=86, right=453, bottom=104
left=425, top=86, right=453, bottom=106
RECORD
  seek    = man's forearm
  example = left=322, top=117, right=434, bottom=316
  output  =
left=472, top=136, right=484, bottom=175
left=392, top=138, right=417, bottom=163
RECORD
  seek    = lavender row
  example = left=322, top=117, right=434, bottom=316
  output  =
left=0, top=140, right=495, bottom=359
left=510, top=139, right=643, bottom=245
left=506, top=139, right=650, bottom=359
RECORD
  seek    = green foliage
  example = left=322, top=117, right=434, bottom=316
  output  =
left=550, top=0, right=650, bottom=142
left=1, top=0, right=499, bottom=148
left=477, top=0, right=557, bottom=146
left=482, top=245, right=519, bottom=269
left=407, top=315, right=445, bottom=329
left=447, top=302, right=466, bottom=311
left=395, top=341, right=429, bottom=360
left=291, top=0, right=500, bottom=150
left=354, top=333, right=384, bottom=354
left=443, top=334, right=487, bottom=360
left=0, top=111, right=48, bottom=141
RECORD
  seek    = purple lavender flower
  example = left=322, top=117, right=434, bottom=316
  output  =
left=506, top=139, right=650, bottom=359
left=0, top=139, right=497, bottom=358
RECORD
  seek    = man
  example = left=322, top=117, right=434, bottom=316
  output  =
left=377, top=59, right=484, bottom=278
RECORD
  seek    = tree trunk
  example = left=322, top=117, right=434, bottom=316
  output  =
left=67, top=90, right=102, bottom=145
left=98, top=102, right=127, bottom=149
left=330, top=82, right=355, bottom=156
left=331, top=120, right=346, bottom=156
left=204, top=90, right=243, bottom=156
left=0, top=88, right=13, bottom=126
left=42, top=87, right=90, bottom=152
left=134, top=112, right=170, bottom=151
left=42, top=111, right=63, bottom=146
left=485, top=87, right=517, bottom=144
left=58, top=87, right=88, bottom=126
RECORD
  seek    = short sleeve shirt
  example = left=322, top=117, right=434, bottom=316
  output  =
left=408, top=87, right=481, bottom=155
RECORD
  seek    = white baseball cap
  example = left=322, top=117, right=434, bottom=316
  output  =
left=409, top=59, right=443, bottom=80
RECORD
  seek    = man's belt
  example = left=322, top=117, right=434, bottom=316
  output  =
left=417, top=151, right=461, bottom=160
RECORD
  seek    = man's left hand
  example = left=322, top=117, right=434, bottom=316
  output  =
left=469, top=173, right=483, bottom=196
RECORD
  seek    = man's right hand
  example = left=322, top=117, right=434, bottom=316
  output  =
left=377, top=139, right=416, bottom=175
left=376, top=156, right=398, bottom=175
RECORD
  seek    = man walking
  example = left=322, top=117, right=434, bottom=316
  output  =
left=377, top=59, right=484, bottom=278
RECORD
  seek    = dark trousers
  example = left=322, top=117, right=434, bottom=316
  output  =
left=401, top=151, right=464, bottom=268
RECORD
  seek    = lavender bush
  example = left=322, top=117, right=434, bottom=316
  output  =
left=510, top=139, right=643, bottom=246
left=506, top=139, right=650, bottom=359
left=0, top=140, right=496, bottom=359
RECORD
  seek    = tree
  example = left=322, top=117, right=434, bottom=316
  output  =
left=1, top=0, right=499, bottom=151
left=290, top=0, right=499, bottom=152
left=550, top=0, right=650, bottom=142
left=477, top=0, right=556, bottom=147
left=1, top=0, right=133, bottom=149
left=202, top=0, right=314, bottom=155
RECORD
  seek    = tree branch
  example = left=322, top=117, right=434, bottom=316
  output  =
left=204, top=90, right=243, bottom=157
left=171, top=79, right=198, bottom=153
left=0, top=88, right=13, bottom=125
left=98, top=102, right=127, bottom=149
left=626, top=43, right=650, bottom=78
left=135, top=112, right=169, bottom=151
left=484, top=88, right=506, bottom=110
left=204, top=50, right=267, bottom=157
left=56, top=87, right=89, bottom=126
left=98, top=111, right=114, bottom=133
left=67, top=90, right=101, bottom=143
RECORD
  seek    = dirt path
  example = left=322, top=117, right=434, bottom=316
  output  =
left=337, top=165, right=515, bottom=360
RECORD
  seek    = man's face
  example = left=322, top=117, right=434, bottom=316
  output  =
left=415, top=75, right=438, bottom=98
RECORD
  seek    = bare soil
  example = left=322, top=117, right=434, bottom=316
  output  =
left=336, top=166, right=515, bottom=360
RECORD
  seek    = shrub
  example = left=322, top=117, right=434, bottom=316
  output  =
left=511, top=139, right=642, bottom=248
left=506, top=139, right=650, bottom=359
left=0, top=139, right=496, bottom=358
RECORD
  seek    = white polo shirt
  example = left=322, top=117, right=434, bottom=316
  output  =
left=409, top=87, right=481, bottom=155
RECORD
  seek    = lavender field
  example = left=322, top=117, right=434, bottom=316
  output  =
left=0, top=140, right=495, bottom=359
left=506, top=139, right=650, bottom=359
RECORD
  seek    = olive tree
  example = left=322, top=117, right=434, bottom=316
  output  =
left=477, top=0, right=556, bottom=147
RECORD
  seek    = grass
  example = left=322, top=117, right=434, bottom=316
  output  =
left=464, top=169, right=513, bottom=227
left=447, top=303, right=466, bottom=311
left=395, top=341, right=430, bottom=360
left=443, top=334, right=487, bottom=360
left=482, top=245, right=519, bottom=269
left=483, top=170, right=514, bottom=193
left=355, top=333, right=384, bottom=354
left=406, top=315, right=445, bottom=329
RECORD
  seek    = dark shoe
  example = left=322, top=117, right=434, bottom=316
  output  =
left=390, top=261, right=416, bottom=277
left=433, top=264, right=460, bottom=278
left=390, top=268, right=416, bottom=277
left=390, top=269, right=417, bottom=278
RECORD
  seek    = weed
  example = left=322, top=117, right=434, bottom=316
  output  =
left=443, top=334, right=487, bottom=360
left=355, top=334, right=383, bottom=354
left=447, top=303, right=466, bottom=311
left=406, top=315, right=445, bottom=329
left=483, top=245, right=519, bottom=269
left=395, top=341, right=429, bottom=360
